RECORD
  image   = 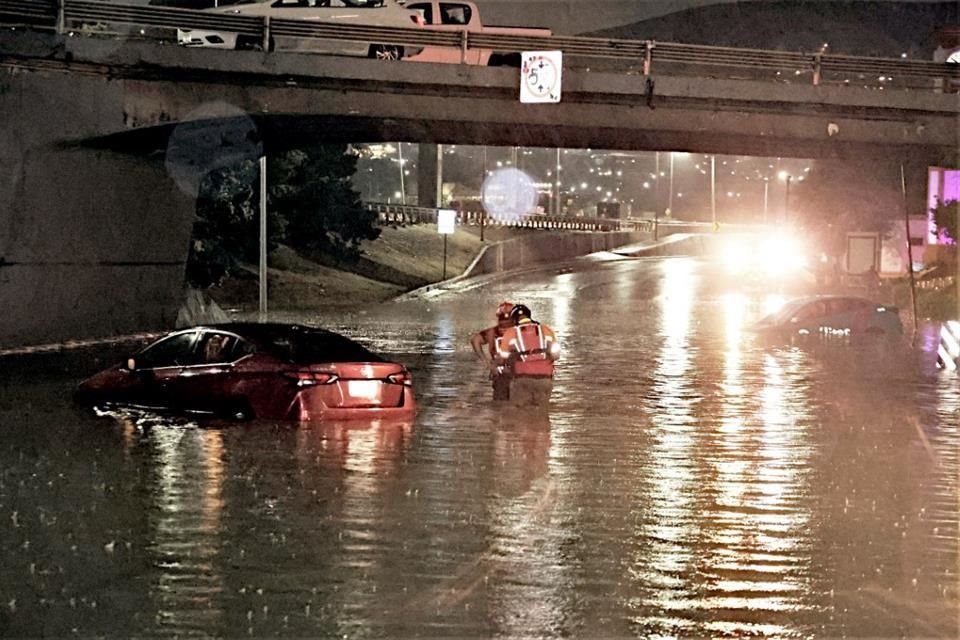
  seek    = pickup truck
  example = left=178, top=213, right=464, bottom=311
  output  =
left=402, top=1, right=551, bottom=66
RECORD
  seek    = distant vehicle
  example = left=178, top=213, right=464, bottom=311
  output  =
left=75, top=323, right=416, bottom=421
left=403, top=1, right=551, bottom=66
left=752, top=295, right=903, bottom=338
left=177, top=0, right=425, bottom=59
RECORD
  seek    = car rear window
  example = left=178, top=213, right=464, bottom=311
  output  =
left=268, top=330, right=385, bottom=364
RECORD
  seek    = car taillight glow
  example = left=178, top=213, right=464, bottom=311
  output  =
left=283, top=371, right=338, bottom=387
left=387, top=371, right=413, bottom=387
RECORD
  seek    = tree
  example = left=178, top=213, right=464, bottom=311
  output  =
left=187, top=160, right=262, bottom=289
left=271, top=146, right=380, bottom=261
left=930, top=198, right=958, bottom=243
left=185, top=144, right=375, bottom=288
left=790, top=159, right=903, bottom=258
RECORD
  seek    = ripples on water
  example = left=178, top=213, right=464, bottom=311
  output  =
left=0, top=257, right=957, bottom=637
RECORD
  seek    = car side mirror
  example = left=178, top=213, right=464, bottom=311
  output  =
left=127, top=358, right=136, bottom=371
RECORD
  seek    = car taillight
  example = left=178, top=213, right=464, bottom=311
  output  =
left=283, top=371, right=338, bottom=387
left=411, top=14, right=425, bottom=26
left=387, top=371, right=413, bottom=387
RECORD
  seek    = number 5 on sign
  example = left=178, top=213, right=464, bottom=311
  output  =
left=520, top=51, right=562, bottom=104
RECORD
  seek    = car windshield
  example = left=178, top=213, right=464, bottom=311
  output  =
left=758, top=298, right=810, bottom=324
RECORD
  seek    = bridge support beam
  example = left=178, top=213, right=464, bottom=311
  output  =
left=417, top=143, right=442, bottom=208
left=0, top=148, right=194, bottom=347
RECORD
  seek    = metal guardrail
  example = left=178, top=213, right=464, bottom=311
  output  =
left=366, top=203, right=630, bottom=232
left=1, top=0, right=957, bottom=87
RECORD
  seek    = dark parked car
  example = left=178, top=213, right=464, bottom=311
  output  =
left=752, top=295, right=903, bottom=338
left=76, top=323, right=416, bottom=421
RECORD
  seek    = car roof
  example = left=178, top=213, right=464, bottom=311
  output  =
left=191, top=322, right=336, bottom=342
left=189, top=322, right=386, bottom=363
left=785, top=294, right=873, bottom=305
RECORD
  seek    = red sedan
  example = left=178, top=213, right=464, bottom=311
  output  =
left=75, top=323, right=416, bottom=421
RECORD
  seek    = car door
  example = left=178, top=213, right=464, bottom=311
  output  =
left=130, top=331, right=200, bottom=409
left=844, top=298, right=876, bottom=333
left=172, top=331, right=252, bottom=415
left=789, top=300, right=828, bottom=334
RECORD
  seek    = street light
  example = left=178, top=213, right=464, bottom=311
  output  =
left=778, top=170, right=792, bottom=224
left=763, top=177, right=769, bottom=224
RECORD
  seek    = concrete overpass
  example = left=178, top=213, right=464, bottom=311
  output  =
left=1, top=31, right=958, bottom=346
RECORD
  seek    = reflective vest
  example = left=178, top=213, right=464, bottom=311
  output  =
left=504, top=322, right=555, bottom=377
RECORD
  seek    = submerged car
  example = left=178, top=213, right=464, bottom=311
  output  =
left=177, top=0, right=425, bottom=59
left=76, top=323, right=416, bottom=421
left=752, top=295, right=903, bottom=338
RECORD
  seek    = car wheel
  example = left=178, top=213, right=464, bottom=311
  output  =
left=223, top=401, right=254, bottom=422
left=369, top=44, right=403, bottom=60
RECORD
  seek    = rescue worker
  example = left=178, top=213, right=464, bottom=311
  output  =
left=498, top=304, right=559, bottom=408
left=469, top=301, right=515, bottom=401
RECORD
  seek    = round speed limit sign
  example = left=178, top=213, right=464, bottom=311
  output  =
left=520, top=51, right=562, bottom=104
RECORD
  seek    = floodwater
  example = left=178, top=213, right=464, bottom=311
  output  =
left=1, top=256, right=957, bottom=638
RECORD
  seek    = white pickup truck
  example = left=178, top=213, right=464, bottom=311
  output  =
left=403, top=1, right=551, bottom=66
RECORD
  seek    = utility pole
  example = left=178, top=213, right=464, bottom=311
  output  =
left=397, top=143, right=406, bottom=205
left=258, top=155, right=268, bottom=322
left=668, top=151, right=675, bottom=215
left=710, top=155, right=717, bottom=229
left=763, top=178, right=769, bottom=224
left=554, top=147, right=561, bottom=216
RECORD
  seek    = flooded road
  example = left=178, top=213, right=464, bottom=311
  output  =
left=1, top=255, right=958, bottom=638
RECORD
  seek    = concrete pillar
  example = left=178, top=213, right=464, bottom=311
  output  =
left=900, top=160, right=931, bottom=216
left=417, top=143, right=439, bottom=208
left=0, top=148, right=195, bottom=347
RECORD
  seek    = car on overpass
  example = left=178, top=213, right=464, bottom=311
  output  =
left=402, top=1, right=552, bottom=66
left=75, top=323, right=417, bottom=422
left=177, top=0, right=425, bottom=59
left=752, top=295, right=903, bottom=339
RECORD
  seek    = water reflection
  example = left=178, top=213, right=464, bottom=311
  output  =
left=487, top=412, right=572, bottom=636
left=629, top=258, right=699, bottom=635
left=701, top=348, right=815, bottom=637
left=123, top=421, right=227, bottom=635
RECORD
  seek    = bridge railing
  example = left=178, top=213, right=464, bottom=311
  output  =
left=1, top=0, right=957, bottom=88
left=365, top=203, right=631, bottom=232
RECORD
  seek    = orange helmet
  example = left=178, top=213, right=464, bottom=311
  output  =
left=496, top=301, right=514, bottom=320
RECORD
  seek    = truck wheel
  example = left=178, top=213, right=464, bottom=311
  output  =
left=236, top=34, right=257, bottom=50
left=488, top=53, right=521, bottom=67
left=369, top=44, right=403, bottom=60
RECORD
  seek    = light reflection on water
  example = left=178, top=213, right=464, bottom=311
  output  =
left=0, top=257, right=957, bottom=638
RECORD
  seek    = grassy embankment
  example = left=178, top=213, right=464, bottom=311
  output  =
left=208, top=225, right=533, bottom=312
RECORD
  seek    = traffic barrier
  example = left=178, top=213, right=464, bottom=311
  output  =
left=0, top=0, right=956, bottom=89
left=937, top=320, right=960, bottom=371
left=365, top=203, right=631, bottom=232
